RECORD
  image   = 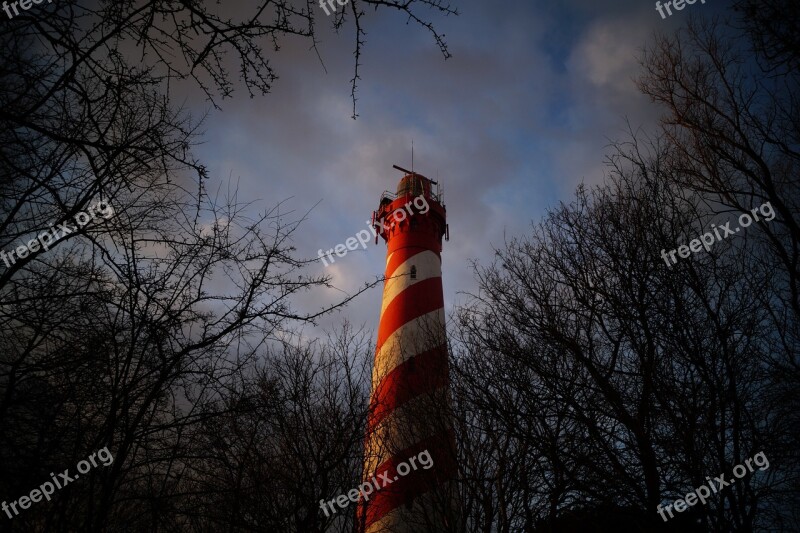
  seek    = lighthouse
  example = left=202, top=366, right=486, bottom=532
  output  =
left=357, top=167, right=457, bottom=532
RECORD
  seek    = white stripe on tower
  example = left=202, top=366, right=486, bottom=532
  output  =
left=380, top=250, right=441, bottom=314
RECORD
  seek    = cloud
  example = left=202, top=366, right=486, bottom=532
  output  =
left=166, top=0, right=691, bottom=340
left=569, top=18, right=650, bottom=95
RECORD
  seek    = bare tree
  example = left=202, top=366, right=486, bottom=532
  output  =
left=638, top=7, right=800, bottom=528
left=453, top=131, right=789, bottom=531
left=638, top=2, right=800, bottom=316
left=0, top=1, right=456, bottom=531
left=168, top=324, right=372, bottom=533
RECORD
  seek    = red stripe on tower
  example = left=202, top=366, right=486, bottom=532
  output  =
left=357, top=167, right=456, bottom=533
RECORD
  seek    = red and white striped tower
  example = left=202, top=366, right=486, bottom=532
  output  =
left=357, top=167, right=456, bottom=533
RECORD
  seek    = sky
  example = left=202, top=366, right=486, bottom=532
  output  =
left=181, top=0, right=731, bottom=339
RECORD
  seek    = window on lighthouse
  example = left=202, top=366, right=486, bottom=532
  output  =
left=410, top=265, right=417, bottom=279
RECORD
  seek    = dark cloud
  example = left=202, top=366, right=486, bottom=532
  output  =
left=169, top=0, right=728, bottom=337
